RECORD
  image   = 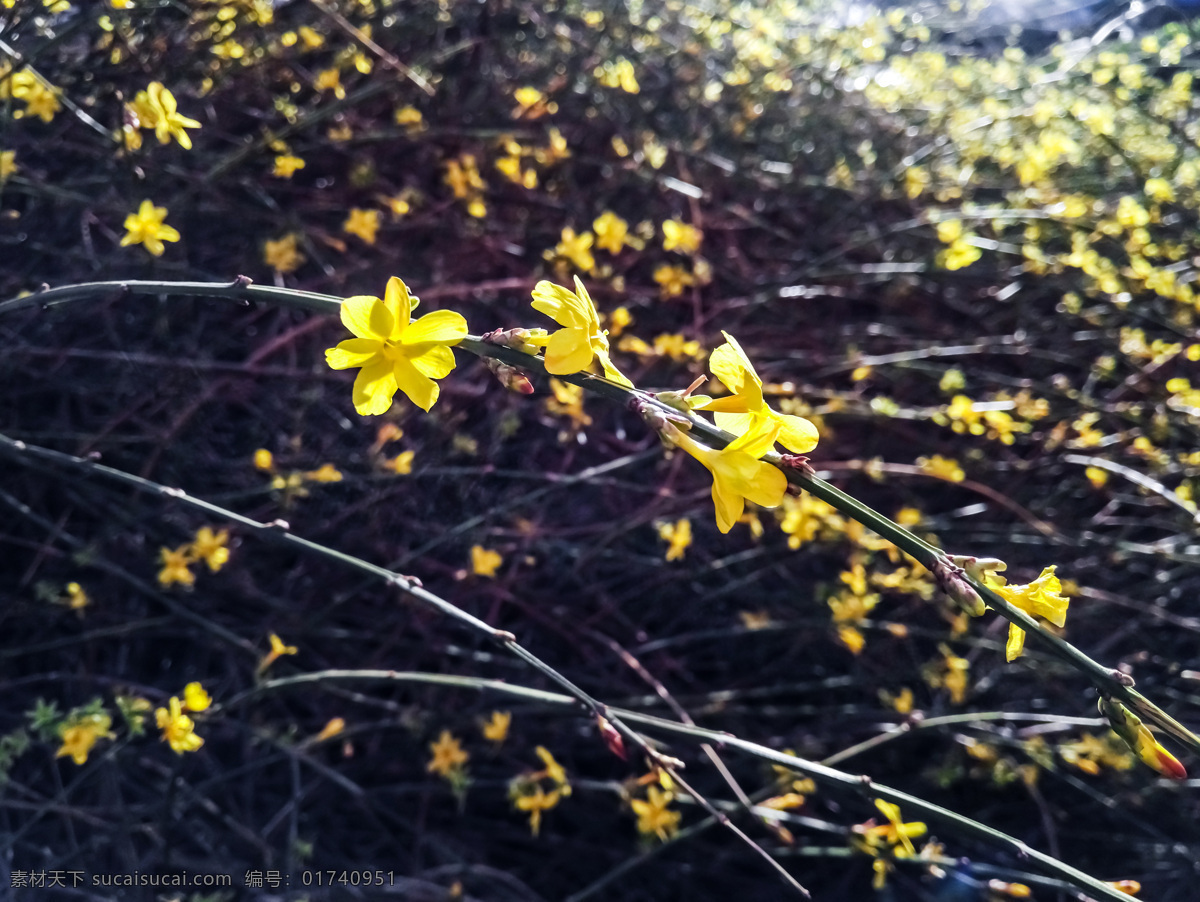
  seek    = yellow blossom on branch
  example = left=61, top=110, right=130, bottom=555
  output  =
left=158, top=545, right=195, bottom=588
left=182, top=682, right=211, bottom=712
left=263, top=233, right=305, bottom=273
left=663, top=422, right=788, bottom=534
left=630, top=785, right=681, bottom=840
left=129, top=82, right=201, bottom=149
left=699, top=331, right=819, bottom=454
left=529, top=277, right=632, bottom=386
left=343, top=208, right=380, bottom=245
left=986, top=565, right=1069, bottom=661
left=481, top=711, right=511, bottom=745
left=189, top=526, right=230, bottom=572
left=548, top=227, right=596, bottom=273
left=593, top=211, right=633, bottom=254
left=258, top=632, right=298, bottom=672
left=325, top=276, right=468, bottom=415
left=56, top=712, right=114, bottom=765
left=653, top=264, right=694, bottom=297
left=471, top=545, right=503, bottom=578
left=272, top=154, right=305, bottom=177
left=156, top=696, right=203, bottom=755
left=427, top=730, right=469, bottom=777
left=120, top=200, right=180, bottom=257
left=662, top=219, right=703, bottom=254
left=1100, top=697, right=1187, bottom=780
left=657, top=518, right=692, bottom=561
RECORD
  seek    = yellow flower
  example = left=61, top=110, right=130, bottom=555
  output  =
left=156, top=696, right=203, bottom=754
left=304, top=463, right=343, bottom=483
left=665, top=423, right=788, bottom=534
left=593, top=211, right=632, bottom=253
left=62, top=581, right=89, bottom=610
left=657, top=518, right=692, bottom=561
left=264, top=233, right=305, bottom=273
left=662, top=219, right=702, bottom=254
left=56, top=713, right=114, bottom=765
left=515, top=785, right=561, bottom=835
left=182, top=682, right=211, bottom=712
left=120, top=200, right=180, bottom=256
left=699, top=332, right=819, bottom=454
left=481, top=711, right=511, bottom=745
left=471, top=545, right=503, bottom=578
left=529, top=277, right=632, bottom=387
left=253, top=448, right=275, bottom=471
left=853, top=799, right=927, bottom=857
left=325, top=276, right=468, bottom=415
left=653, top=264, right=694, bottom=297
left=916, top=454, right=964, bottom=482
left=550, top=227, right=596, bottom=273
left=158, top=545, right=195, bottom=588
left=189, top=526, right=230, bottom=572
left=384, top=450, right=414, bottom=474
left=259, top=632, right=298, bottom=672
left=0, top=149, right=16, bottom=181
left=988, top=566, right=1069, bottom=662
left=595, top=57, right=640, bottom=93
left=314, top=718, right=346, bottom=742
left=313, top=67, right=344, bottom=98
left=129, top=82, right=200, bottom=149
left=535, top=746, right=570, bottom=791
left=427, top=730, right=469, bottom=777
left=630, top=786, right=681, bottom=840
left=343, top=208, right=380, bottom=245
left=272, top=154, right=305, bottom=177
left=1100, top=697, right=1187, bottom=780
left=394, top=105, right=423, bottom=127
left=11, top=70, right=61, bottom=123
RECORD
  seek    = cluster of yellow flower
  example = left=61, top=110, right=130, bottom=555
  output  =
left=158, top=526, right=232, bottom=589
left=253, top=448, right=346, bottom=502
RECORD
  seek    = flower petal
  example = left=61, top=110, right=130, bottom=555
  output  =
left=1005, top=623, right=1026, bottom=662
left=325, top=337, right=382, bottom=370
left=595, top=349, right=633, bottom=387
left=352, top=359, right=398, bottom=415
left=710, top=473, right=745, bottom=534
left=702, top=396, right=753, bottom=415
left=409, top=343, right=457, bottom=379
left=382, top=276, right=414, bottom=337
left=710, top=332, right=764, bottom=407
left=340, top=294, right=393, bottom=341
left=532, top=281, right=592, bottom=330
left=773, top=412, right=819, bottom=453
left=725, top=417, right=780, bottom=459
left=544, top=327, right=594, bottom=375
left=393, top=355, right=440, bottom=411
left=402, top=309, right=468, bottom=346
left=713, top=410, right=756, bottom=438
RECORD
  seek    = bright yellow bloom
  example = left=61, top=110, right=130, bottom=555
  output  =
left=56, top=713, right=113, bottom=765
left=551, top=227, right=595, bottom=273
left=699, top=332, right=819, bottom=454
left=272, top=154, right=305, bottom=177
left=264, top=233, right=305, bottom=273
left=10, top=70, right=61, bottom=123
left=259, top=632, right=298, bottom=672
left=988, top=566, right=1069, bottom=662
left=515, top=785, right=561, bottom=835
left=182, top=682, right=211, bottom=712
left=325, top=276, right=468, bottom=415
left=190, top=526, right=230, bottom=572
left=427, top=730, right=469, bottom=777
left=657, top=518, right=692, bottom=561
left=529, top=277, right=632, bottom=387
left=130, top=82, right=200, bottom=149
left=631, top=786, right=681, bottom=840
left=156, top=696, right=203, bottom=754
left=63, top=581, right=89, bottom=610
left=916, top=454, right=964, bottom=482
left=665, top=423, right=788, bottom=534
left=343, top=208, right=380, bottom=245
left=535, top=746, right=570, bottom=791
left=481, top=711, right=511, bottom=744
left=313, top=67, right=344, bottom=98
left=384, top=450, right=414, bottom=474
left=662, top=219, right=702, bottom=254
left=593, top=211, right=632, bottom=253
left=471, top=545, right=503, bottom=578
left=595, top=58, right=640, bottom=94
left=120, top=200, right=180, bottom=256
left=254, top=449, right=275, bottom=471
left=158, top=545, right=195, bottom=587
left=853, top=799, right=926, bottom=857
left=304, top=463, right=343, bottom=483
left=653, top=264, right=694, bottom=297
left=394, top=105, right=423, bottom=127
